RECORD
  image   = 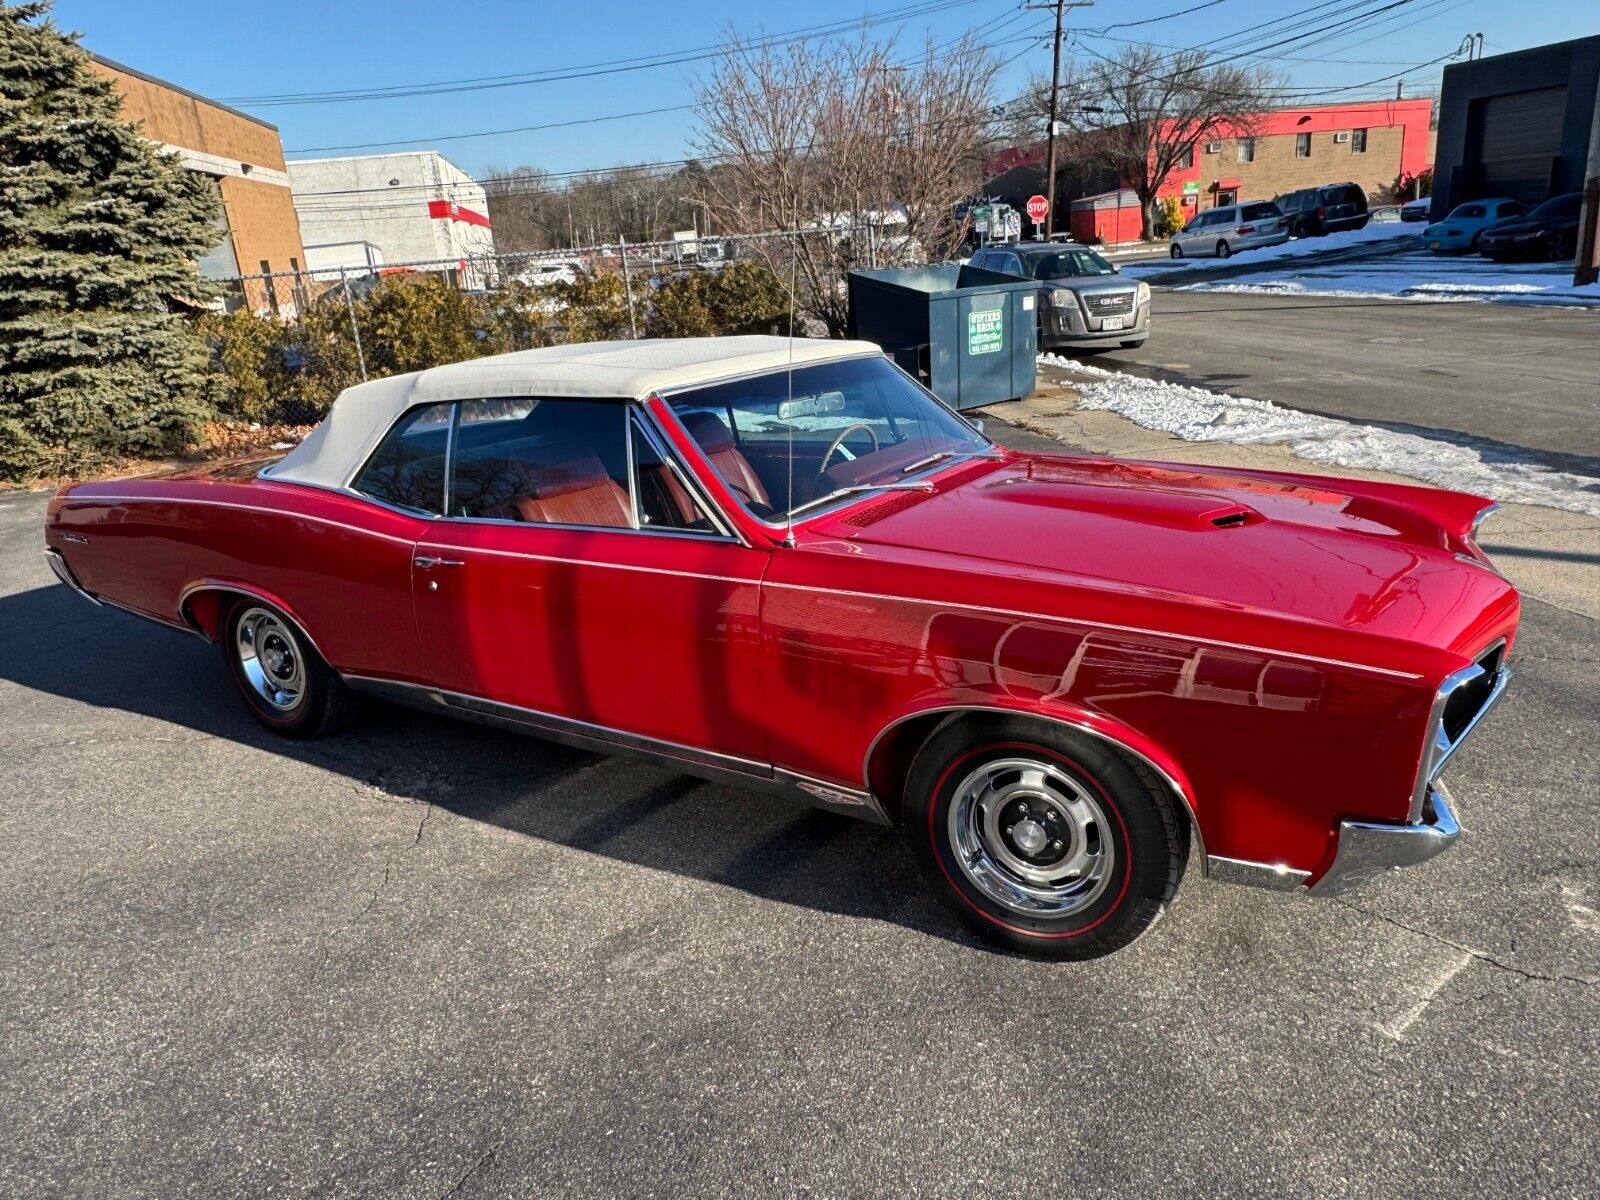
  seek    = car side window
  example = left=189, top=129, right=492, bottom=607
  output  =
left=352, top=401, right=453, bottom=515
left=448, top=397, right=632, bottom=528
left=1499, top=202, right=1525, bottom=216
left=629, top=416, right=715, bottom=533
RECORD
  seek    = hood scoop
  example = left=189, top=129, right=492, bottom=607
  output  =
left=987, top=477, right=1261, bottom=531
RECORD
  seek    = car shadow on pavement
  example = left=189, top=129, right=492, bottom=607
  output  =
left=2, top=581, right=981, bottom=950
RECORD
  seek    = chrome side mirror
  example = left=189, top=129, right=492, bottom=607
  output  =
left=967, top=417, right=986, bottom=433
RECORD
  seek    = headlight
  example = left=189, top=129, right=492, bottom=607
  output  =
left=1136, top=281, right=1150, bottom=305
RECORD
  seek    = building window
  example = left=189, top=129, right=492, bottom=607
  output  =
left=1237, top=138, right=1256, bottom=163
left=1176, top=144, right=1194, bottom=169
left=1351, top=128, right=1368, bottom=153
left=259, top=258, right=278, bottom=316
left=1295, top=133, right=1311, bottom=158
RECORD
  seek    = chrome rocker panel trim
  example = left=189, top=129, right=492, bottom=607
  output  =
left=1205, top=855, right=1311, bottom=891
left=343, top=675, right=891, bottom=826
left=1308, top=783, right=1461, bottom=897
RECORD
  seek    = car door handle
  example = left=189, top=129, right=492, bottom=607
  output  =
left=413, top=556, right=464, bottom=569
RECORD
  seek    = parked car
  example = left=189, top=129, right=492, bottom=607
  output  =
left=970, top=241, right=1150, bottom=351
left=1400, top=196, right=1433, bottom=223
left=43, top=337, right=1518, bottom=960
left=1168, top=201, right=1290, bottom=260
left=1476, top=192, right=1585, bottom=261
left=1275, top=182, right=1370, bottom=237
left=1423, top=198, right=1527, bottom=254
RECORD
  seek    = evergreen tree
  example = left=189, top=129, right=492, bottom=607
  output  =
left=0, top=0, right=222, bottom=481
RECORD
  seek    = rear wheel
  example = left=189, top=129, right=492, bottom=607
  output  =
left=1547, top=234, right=1573, bottom=261
left=901, top=715, right=1188, bottom=959
left=222, top=597, right=359, bottom=738
left=1169, top=243, right=1184, bottom=259
left=1216, top=240, right=1232, bottom=259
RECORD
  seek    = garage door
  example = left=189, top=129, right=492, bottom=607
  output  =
left=1473, top=87, right=1567, bottom=202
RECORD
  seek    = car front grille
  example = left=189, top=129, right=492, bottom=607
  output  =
left=1412, top=639, right=1511, bottom=821
left=1085, top=292, right=1136, bottom=316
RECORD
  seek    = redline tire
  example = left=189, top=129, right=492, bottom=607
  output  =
left=221, top=597, right=360, bottom=739
left=902, top=715, right=1188, bottom=959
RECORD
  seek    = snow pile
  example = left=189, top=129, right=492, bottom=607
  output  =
left=1046, top=363, right=1600, bottom=515
left=1119, top=220, right=1415, bottom=278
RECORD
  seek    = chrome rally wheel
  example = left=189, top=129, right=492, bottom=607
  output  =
left=234, top=606, right=306, bottom=712
left=220, top=596, right=360, bottom=739
left=903, top=715, right=1188, bottom=960
left=947, top=756, right=1115, bottom=917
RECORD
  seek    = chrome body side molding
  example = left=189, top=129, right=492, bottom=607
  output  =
left=44, top=549, right=100, bottom=606
left=1205, top=855, right=1311, bottom=891
left=343, top=675, right=892, bottom=826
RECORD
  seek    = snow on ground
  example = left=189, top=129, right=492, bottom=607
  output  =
left=1119, top=220, right=1415, bottom=278
left=1036, top=355, right=1600, bottom=516
left=1171, top=243, right=1600, bottom=308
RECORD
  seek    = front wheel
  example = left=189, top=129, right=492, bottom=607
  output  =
left=222, top=597, right=360, bottom=738
left=901, top=715, right=1188, bottom=959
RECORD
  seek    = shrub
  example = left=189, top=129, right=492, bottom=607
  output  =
left=1156, top=195, right=1186, bottom=238
left=646, top=261, right=792, bottom=338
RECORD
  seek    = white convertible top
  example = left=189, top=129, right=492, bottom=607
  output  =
left=265, top=335, right=881, bottom=489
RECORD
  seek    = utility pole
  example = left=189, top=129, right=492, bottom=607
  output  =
left=1027, top=2, right=1093, bottom=240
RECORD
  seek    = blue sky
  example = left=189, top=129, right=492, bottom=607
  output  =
left=54, top=0, right=1598, bottom=179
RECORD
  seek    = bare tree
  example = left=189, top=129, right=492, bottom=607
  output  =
left=695, top=33, right=999, bottom=336
left=1067, top=45, right=1280, bottom=240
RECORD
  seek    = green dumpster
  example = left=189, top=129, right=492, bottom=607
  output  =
left=846, top=264, right=1039, bottom=410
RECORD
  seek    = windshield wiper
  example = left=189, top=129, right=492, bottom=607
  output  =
left=787, top=480, right=935, bottom=517
left=899, top=448, right=1003, bottom=475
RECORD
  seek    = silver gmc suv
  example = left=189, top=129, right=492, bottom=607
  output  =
left=970, top=241, right=1149, bottom=352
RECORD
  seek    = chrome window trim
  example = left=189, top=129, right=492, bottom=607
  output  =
left=630, top=407, right=743, bottom=543
left=321, top=394, right=742, bottom=544
left=346, top=398, right=456, bottom=515
left=1408, top=637, right=1510, bottom=823
left=341, top=674, right=889, bottom=825
left=860, top=704, right=1206, bottom=865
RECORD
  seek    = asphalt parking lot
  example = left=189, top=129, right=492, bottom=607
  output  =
left=3, top=439, right=1598, bottom=1199
left=1089, top=287, right=1600, bottom=465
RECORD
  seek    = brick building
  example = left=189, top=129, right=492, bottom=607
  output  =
left=88, top=54, right=307, bottom=314
left=1059, top=99, right=1435, bottom=243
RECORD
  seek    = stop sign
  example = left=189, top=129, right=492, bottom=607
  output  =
left=1025, top=194, right=1049, bottom=222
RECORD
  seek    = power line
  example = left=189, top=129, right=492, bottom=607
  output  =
left=222, top=0, right=978, bottom=107
left=284, top=14, right=1044, bottom=156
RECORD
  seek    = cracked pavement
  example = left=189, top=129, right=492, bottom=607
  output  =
left=1, top=414, right=1597, bottom=1197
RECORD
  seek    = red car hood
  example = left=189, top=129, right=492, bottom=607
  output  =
left=819, top=453, right=1515, bottom=655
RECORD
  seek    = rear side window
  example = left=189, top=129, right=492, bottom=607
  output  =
left=449, top=397, right=630, bottom=526
left=1323, top=185, right=1363, bottom=205
left=1455, top=204, right=1486, bottom=218
left=1242, top=202, right=1280, bottom=221
left=352, top=402, right=453, bottom=514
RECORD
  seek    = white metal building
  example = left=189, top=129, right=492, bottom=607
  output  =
left=288, top=151, right=496, bottom=288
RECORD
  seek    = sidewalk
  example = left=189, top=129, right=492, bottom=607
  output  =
left=982, top=362, right=1600, bottom=622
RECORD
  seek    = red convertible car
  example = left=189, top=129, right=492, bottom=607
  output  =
left=44, top=337, right=1516, bottom=958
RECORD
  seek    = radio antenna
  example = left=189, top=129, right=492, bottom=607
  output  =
left=782, top=218, right=799, bottom=549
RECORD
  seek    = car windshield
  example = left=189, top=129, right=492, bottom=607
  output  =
left=1021, top=248, right=1116, bottom=280
left=667, top=355, right=992, bottom=521
left=1527, top=194, right=1582, bottom=219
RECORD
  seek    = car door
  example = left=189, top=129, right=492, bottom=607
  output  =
left=410, top=395, right=773, bottom=764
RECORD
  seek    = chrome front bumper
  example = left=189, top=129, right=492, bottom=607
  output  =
left=1306, top=783, right=1461, bottom=896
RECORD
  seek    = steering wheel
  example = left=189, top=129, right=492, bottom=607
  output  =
left=818, top=422, right=880, bottom=476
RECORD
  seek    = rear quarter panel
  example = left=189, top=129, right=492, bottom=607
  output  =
left=46, top=476, right=430, bottom=681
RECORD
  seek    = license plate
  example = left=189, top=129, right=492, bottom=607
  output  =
left=1102, top=316, right=1124, bottom=331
